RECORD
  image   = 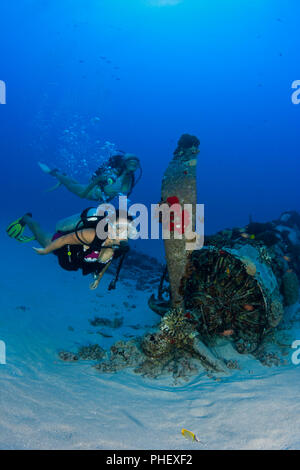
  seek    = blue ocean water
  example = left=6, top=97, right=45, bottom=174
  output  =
left=1, top=0, right=300, bottom=451
left=1, top=0, right=299, bottom=255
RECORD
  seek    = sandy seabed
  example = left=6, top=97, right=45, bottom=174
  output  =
left=1, top=231, right=300, bottom=450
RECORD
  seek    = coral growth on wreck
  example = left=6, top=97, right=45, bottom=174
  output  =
left=141, top=308, right=196, bottom=359
left=173, top=134, right=200, bottom=157
left=92, top=308, right=211, bottom=382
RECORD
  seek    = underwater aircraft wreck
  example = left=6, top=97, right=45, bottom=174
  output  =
left=60, top=135, right=300, bottom=379
left=146, top=134, right=300, bottom=371
left=147, top=134, right=300, bottom=368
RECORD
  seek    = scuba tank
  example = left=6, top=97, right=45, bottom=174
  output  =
left=74, top=207, right=105, bottom=244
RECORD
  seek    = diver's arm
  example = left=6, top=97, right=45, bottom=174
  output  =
left=81, top=174, right=105, bottom=198
left=121, top=172, right=134, bottom=194
left=82, top=167, right=114, bottom=199
left=102, top=172, right=133, bottom=198
left=89, top=239, right=121, bottom=289
left=97, top=237, right=118, bottom=264
left=33, top=229, right=96, bottom=255
left=89, top=261, right=112, bottom=290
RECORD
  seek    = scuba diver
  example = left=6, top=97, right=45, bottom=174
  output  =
left=39, top=151, right=142, bottom=232
left=6, top=209, right=136, bottom=290
left=38, top=151, right=142, bottom=202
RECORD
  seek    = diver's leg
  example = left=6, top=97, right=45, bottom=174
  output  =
left=54, top=172, right=88, bottom=198
left=22, top=215, right=52, bottom=248
left=55, top=213, right=81, bottom=232
left=39, top=163, right=89, bottom=198
left=55, top=208, right=101, bottom=232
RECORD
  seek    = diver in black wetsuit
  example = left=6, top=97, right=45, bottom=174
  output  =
left=7, top=210, right=135, bottom=290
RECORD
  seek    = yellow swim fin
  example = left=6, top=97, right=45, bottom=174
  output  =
left=6, top=214, right=35, bottom=243
left=6, top=217, right=26, bottom=239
